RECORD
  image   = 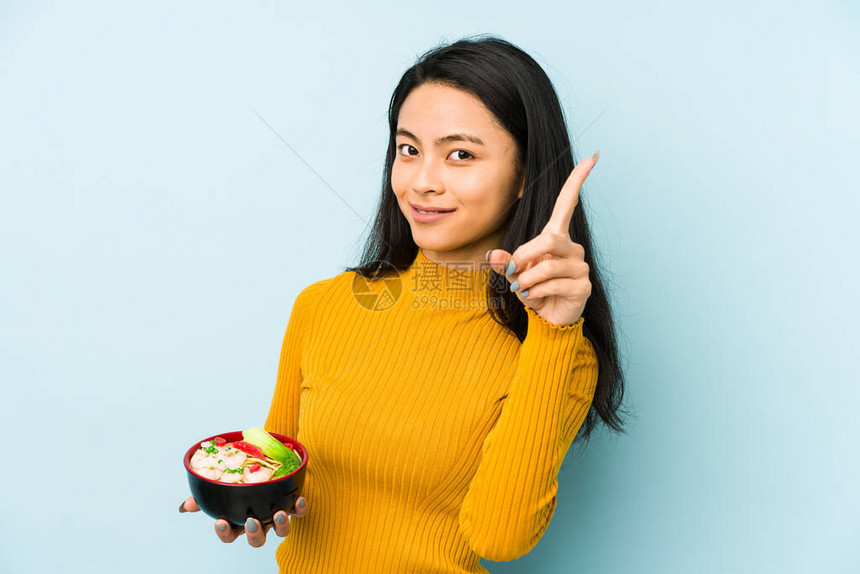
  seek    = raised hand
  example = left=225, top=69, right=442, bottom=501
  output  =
left=487, top=151, right=599, bottom=327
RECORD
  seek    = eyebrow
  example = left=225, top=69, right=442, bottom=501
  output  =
left=396, top=128, right=486, bottom=147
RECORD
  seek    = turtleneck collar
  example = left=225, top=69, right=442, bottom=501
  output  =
left=405, top=248, right=494, bottom=303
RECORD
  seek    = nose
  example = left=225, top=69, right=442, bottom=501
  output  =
left=411, top=157, right=446, bottom=195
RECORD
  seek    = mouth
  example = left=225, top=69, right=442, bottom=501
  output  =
left=410, top=204, right=456, bottom=223
left=410, top=203, right=456, bottom=214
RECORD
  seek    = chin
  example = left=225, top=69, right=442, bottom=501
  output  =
left=415, top=239, right=471, bottom=253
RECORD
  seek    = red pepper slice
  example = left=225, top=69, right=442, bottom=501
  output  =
left=233, top=440, right=265, bottom=459
left=248, top=463, right=261, bottom=473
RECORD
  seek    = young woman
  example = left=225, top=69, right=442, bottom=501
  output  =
left=182, top=34, right=627, bottom=572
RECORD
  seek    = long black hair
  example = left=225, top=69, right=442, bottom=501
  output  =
left=345, top=34, right=629, bottom=445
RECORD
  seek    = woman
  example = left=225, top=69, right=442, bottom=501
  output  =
left=182, top=34, right=627, bottom=572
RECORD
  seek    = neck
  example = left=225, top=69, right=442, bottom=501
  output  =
left=405, top=248, right=494, bottom=308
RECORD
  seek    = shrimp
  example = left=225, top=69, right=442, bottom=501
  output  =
left=190, top=449, right=214, bottom=470
left=243, top=467, right=274, bottom=483
left=195, top=466, right=224, bottom=480
left=191, top=446, right=238, bottom=468
left=219, top=470, right=244, bottom=483
left=216, top=448, right=247, bottom=471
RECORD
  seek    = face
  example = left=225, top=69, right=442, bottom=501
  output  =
left=391, top=82, right=524, bottom=266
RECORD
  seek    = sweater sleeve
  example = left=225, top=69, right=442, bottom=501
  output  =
left=264, top=284, right=316, bottom=440
left=457, top=304, right=599, bottom=562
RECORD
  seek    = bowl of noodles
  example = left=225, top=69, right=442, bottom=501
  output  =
left=183, top=428, right=308, bottom=527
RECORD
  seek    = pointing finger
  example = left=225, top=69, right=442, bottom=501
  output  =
left=543, top=151, right=599, bottom=235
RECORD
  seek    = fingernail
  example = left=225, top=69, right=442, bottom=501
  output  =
left=245, top=517, right=258, bottom=532
left=520, top=289, right=529, bottom=298
left=275, top=513, right=286, bottom=524
left=216, top=523, right=227, bottom=531
left=505, top=259, right=517, bottom=276
left=297, top=497, right=306, bottom=509
left=484, top=249, right=492, bottom=262
left=592, top=150, right=600, bottom=164
left=510, top=279, right=519, bottom=292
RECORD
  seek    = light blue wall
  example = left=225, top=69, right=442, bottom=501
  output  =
left=1, top=1, right=857, bottom=572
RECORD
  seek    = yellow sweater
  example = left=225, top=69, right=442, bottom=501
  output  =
left=265, top=248, right=599, bottom=573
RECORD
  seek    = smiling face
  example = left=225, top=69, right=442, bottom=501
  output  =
left=391, top=82, right=524, bottom=266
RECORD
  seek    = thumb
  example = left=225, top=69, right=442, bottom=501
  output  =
left=179, top=496, right=200, bottom=513
left=485, top=248, right=512, bottom=275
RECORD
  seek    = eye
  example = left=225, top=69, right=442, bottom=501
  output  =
left=396, top=144, right=474, bottom=162
left=448, top=150, right=474, bottom=162
left=397, top=144, right=418, bottom=157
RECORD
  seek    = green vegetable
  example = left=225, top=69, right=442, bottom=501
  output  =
left=272, top=461, right=299, bottom=478
left=242, top=427, right=301, bottom=470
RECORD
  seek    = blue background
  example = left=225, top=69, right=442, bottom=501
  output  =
left=1, top=1, right=857, bottom=572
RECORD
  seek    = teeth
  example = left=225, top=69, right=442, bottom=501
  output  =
left=415, top=208, right=447, bottom=214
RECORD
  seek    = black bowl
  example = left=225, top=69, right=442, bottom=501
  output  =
left=183, top=430, right=307, bottom=527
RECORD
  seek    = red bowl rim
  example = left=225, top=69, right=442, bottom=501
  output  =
left=183, top=430, right=307, bottom=487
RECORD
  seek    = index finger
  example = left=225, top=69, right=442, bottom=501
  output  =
left=543, top=151, right=599, bottom=235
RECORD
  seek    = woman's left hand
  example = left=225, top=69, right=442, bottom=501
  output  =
left=487, top=151, right=599, bottom=328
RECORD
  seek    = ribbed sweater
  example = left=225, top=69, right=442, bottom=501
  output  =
left=264, top=248, right=599, bottom=573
